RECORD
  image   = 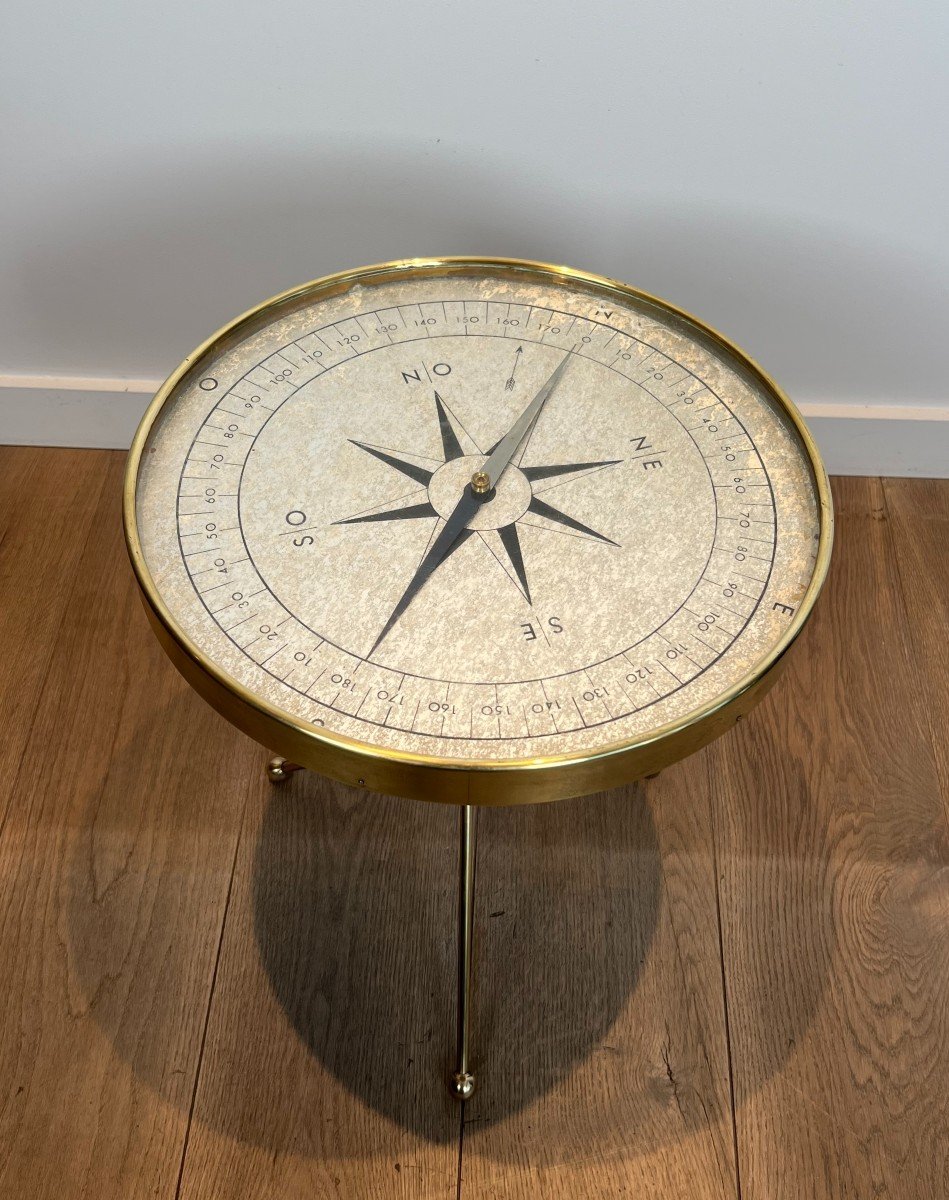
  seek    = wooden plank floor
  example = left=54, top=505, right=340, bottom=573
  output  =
left=0, top=448, right=946, bottom=1198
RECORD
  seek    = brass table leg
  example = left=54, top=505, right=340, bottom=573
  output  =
left=449, top=803, right=477, bottom=1100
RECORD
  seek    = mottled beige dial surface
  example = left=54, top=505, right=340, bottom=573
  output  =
left=133, top=261, right=826, bottom=765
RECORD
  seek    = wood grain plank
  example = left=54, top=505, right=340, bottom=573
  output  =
left=176, top=775, right=461, bottom=1200
left=883, top=477, right=949, bottom=804
left=458, top=770, right=738, bottom=1198
left=711, top=476, right=949, bottom=1198
left=0, top=451, right=253, bottom=1199
left=0, top=446, right=111, bottom=817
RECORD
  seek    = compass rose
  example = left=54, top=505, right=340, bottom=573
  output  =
left=334, top=379, right=622, bottom=655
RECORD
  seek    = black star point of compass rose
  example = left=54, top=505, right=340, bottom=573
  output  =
left=334, top=390, right=622, bottom=606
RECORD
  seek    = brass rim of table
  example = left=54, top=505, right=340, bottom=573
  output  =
left=123, top=256, right=834, bottom=805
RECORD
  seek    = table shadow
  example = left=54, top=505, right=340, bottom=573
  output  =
left=61, top=678, right=836, bottom=1161
left=251, top=775, right=662, bottom=1138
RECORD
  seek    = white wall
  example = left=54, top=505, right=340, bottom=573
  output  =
left=1, top=0, right=947, bottom=473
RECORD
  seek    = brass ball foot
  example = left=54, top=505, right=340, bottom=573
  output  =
left=266, top=756, right=303, bottom=783
left=449, top=1071, right=476, bottom=1101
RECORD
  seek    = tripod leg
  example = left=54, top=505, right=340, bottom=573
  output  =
left=449, top=804, right=477, bottom=1100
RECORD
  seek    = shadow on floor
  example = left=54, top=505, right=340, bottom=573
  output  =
left=59, top=598, right=835, bottom=1162
left=251, top=774, right=662, bottom=1138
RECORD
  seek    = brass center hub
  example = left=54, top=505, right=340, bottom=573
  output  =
left=428, top=456, right=533, bottom=531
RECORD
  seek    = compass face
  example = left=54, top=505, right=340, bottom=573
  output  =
left=131, top=260, right=829, bottom=775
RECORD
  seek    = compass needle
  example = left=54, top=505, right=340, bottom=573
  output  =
left=480, top=353, right=571, bottom=489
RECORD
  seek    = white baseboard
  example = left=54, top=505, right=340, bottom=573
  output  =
left=1, top=373, right=947, bottom=477
left=0, top=375, right=162, bottom=451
